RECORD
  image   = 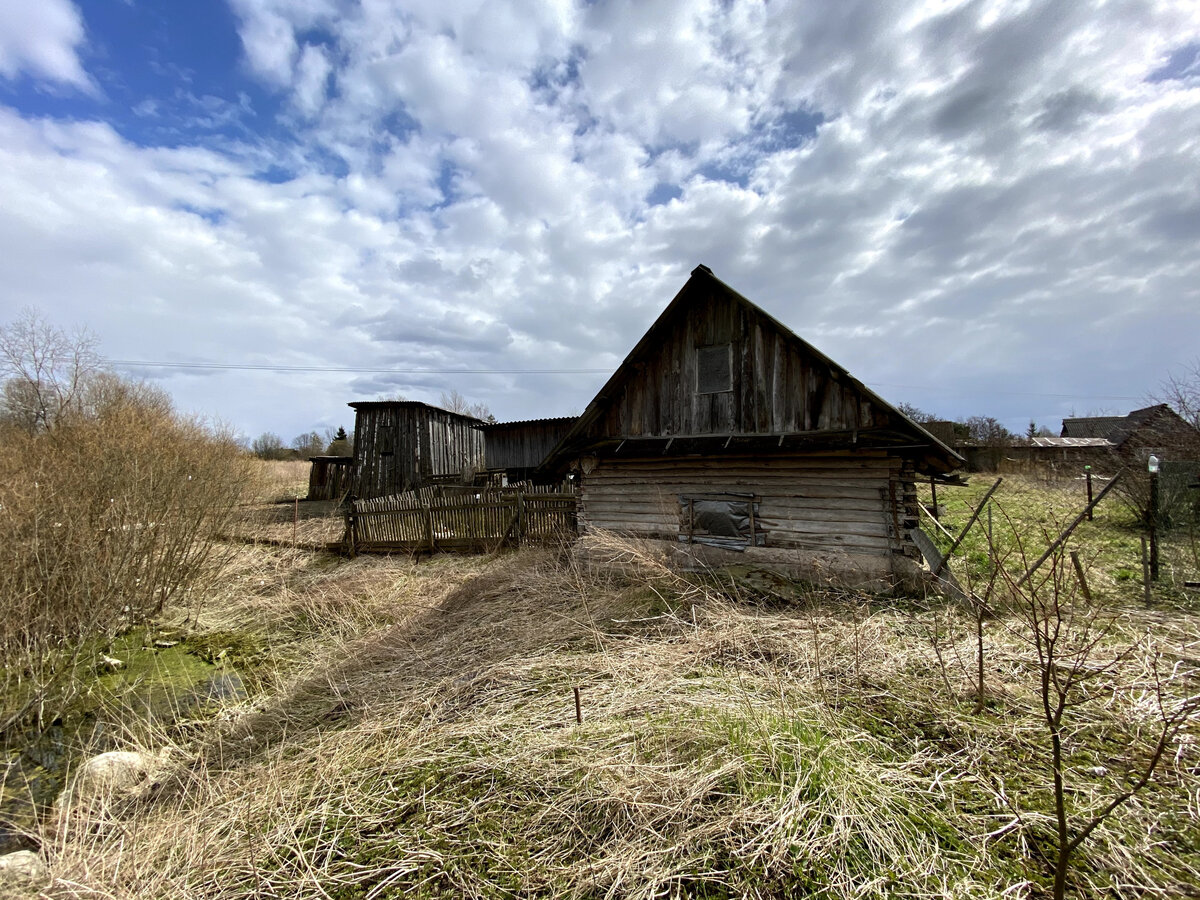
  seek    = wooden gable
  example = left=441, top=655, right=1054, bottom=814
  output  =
left=583, top=272, right=891, bottom=439
left=545, top=266, right=959, bottom=474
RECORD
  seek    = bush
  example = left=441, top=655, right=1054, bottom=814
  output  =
left=0, top=386, right=250, bottom=733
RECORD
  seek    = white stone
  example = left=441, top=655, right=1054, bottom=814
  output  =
left=0, top=850, right=47, bottom=883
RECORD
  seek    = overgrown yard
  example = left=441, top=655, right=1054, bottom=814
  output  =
left=5, top=470, right=1200, bottom=899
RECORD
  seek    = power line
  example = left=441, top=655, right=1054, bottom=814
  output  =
left=105, top=358, right=1148, bottom=403
left=106, top=359, right=611, bottom=375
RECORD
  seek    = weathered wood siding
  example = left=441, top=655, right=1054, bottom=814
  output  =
left=307, top=456, right=354, bottom=501
left=352, top=404, right=486, bottom=499
left=585, top=284, right=891, bottom=441
left=484, top=418, right=577, bottom=471
left=578, top=451, right=908, bottom=561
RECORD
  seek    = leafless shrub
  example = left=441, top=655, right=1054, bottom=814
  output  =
left=0, top=388, right=250, bottom=736
left=993, top=523, right=1200, bottom=898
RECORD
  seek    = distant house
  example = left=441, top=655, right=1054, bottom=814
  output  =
left=1060, top=404, right=1199, bottom=467
left=539, top=265, right=962, bottom=585
left=349, top=401, right=485, bottom=499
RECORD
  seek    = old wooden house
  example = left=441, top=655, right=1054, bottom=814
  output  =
left=350, top=401, right=485, bottom=499
left=539, top=265, right=962, bottom=585
left=479, top=417, right=578, bottom=483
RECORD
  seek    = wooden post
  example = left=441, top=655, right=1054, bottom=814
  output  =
left=293, top=498, right=298, bottom=547
left=1070, top=550, right=1092, bottom=601
left=1016, top=470, right=1124, bottom=587
left=930, top=476, right=939, bottom=520
left=934, top=478, right=1003, bottom=577
left=1141, top=537, right=1151, bottom=604
left=345, top=495, right=357, bottom=557
left=573, top=686, right=582, bottom=725
left=517, top=494, right=526, bottom=546
left=424, top=501, right=435, bottom=554
left=1149, top=470, right=1160, bottom=581
left=1084, top=467, right=1093, bottom=520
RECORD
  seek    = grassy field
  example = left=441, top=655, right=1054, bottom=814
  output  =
left=14, top=468, right=1200, bottom=899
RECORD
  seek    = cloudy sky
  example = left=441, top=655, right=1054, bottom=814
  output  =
left=1, top=0, right=1198, bottom=443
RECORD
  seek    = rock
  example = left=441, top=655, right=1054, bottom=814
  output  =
left=98, top=654, right=124, bottom=671
left=153, top=640, right=179, bottom=649
left=54, top=751, right=158, bottom=827
left=0, top=850, right=47, bottom=884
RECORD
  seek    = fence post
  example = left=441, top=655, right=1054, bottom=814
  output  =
left=345, top=495, right=357, bottom=557
left=424, top=500, right=435, bottom=554
left=517, top=493, right=526, bottom=545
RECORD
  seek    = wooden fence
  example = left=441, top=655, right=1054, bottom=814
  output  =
left=343, top=482, right=577, bottom=554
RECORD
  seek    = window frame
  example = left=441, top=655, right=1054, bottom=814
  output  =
left=695, top=343, right=733, bottom=395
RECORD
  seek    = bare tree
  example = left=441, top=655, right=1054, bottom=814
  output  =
left=998, top=544, right=1199, bottom=899
left=897, top=401, right=937, bottom=424
left=0, top=308, right=102, bottom=432
left=251, top=432, right=288, bottom=459
left=964, top=415, right=1012, bottom=446
left=292, top=430, right=325, bottom=457
left=440, top=388, right=493, bottom=421
left=1155, top=359, right=1200, bottom=428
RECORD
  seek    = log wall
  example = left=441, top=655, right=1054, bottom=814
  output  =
left=578, top=451, right=912, bottom=570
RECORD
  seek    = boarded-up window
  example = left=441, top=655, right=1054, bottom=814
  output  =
left=679, top=492, right=764, bottom=550
left=696, top=344, right=732, bottom=394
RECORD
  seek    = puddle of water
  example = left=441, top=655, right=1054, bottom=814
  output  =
left=1, top=636, right=245, bottom=853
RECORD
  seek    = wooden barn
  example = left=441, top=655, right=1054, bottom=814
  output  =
left=479, top=417, right=578, bottom=483
left=350, top=401, right=486, bottom=499
left=539, top=265, right=962, bottom=585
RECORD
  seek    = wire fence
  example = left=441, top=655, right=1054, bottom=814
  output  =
left=914, top=464, right=1200, bottom=604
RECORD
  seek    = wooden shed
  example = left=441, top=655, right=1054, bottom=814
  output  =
left=539, top=265, right=962, bottom=586
left=306, top=455, right=354, bottom=501
left=479, top=417, right=578, bottom=482
left=350, top=401, right=486, bottom=500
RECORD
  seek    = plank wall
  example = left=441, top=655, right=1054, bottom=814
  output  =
left=579, top=451, right=907, bottom=559
left=585, top=283, right=892, bottom=441
left=484, top=419, right=577, bottom=471
left=353, top=405, right=485, bottom=499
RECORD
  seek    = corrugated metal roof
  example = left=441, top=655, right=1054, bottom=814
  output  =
left=1061, top=416, right=1124, bottom=439
left=1032, top=437, right=1113, bottom=448
left=347, top=399, right=484, bottom=422
left=478, top=416, right=578, bottom=430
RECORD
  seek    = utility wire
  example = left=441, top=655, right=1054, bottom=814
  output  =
left=106, top=359, right=611, bottom=375
left=105, top=358, right=1147, bottom=402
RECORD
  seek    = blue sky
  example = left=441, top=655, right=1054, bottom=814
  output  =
left=1, top=0, right=1199, bottom=444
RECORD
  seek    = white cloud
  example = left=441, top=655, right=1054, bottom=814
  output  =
left=0, top=0, right=92, bottom=91
left=2, top=0, right=1200, bottom=438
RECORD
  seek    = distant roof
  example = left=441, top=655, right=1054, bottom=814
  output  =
left=347, top=399, right=484, bottom=423
left=1031, top=437, right=1113, bottom=448
left=478, top=416, right=577, bottom=430
left=1061, top=416, right=1125, bottom=439
left=1060, top=405, right=1197, bottom=447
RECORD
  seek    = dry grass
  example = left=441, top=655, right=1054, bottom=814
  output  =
left=28, top=531, right=1200, bottom=899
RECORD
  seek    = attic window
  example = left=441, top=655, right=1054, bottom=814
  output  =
left=696, top=344, right=732, bottom=394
